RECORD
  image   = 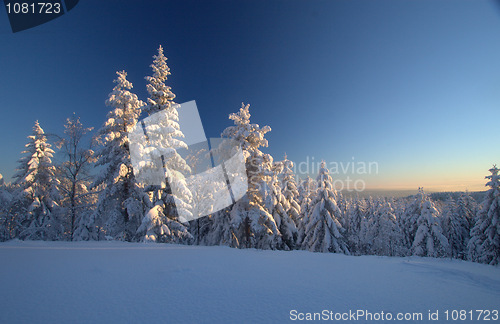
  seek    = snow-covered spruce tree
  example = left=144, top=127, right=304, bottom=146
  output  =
left=13, top=121, right=62, bottom=240
left=356, top=196, right=378, bottom=255
left=360, top=197, right=382, bottom=255
left=411, top=196, right=449, bottom=258
left=0, top=174, right=14, bottom=241
left=301, top=161, right=349, bottom=254
left=267, top=160, right=298, bottom=250
left=136, top=46, right=193, bottom=244
left=456, top=191, right=477, bottom=231
left=55, top=115, right=98, bottom=240
left=468, top=165, right=500, bottom=265
left=297, top=176, right=316, bottom=246
left=367, top=200, right=401, bottom=256
left=91, top=71, right=146, bottom=241
left=143, top=45, right=176, bottom=116
left=218, top=103, right=282, bottom=250
left=200, top=202, right=240, bottom=247
left=346, top=196, right=367, bottom=255
left=2, top=183, right=22, bottom=241
left=441, top=197, right=469, bottom=259
left=184, top=148, right=216, bottom=245
left=399, top=188, right=426, bottom=255
left=336, top=191, right=348, bottom=229
left=298, top=176, right=317, bottom=206
left=280, top=155, right=301, bottom=224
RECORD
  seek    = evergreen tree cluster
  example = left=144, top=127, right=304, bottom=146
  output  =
left=0, top=46, right=498, bottom=266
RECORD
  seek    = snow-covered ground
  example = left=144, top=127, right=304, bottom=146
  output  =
left=0, top=241, right=498, bottom=324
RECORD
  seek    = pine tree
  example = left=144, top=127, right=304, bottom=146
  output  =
left=91, top=71, right=146, bottom=241
left=136, top=46, right=193, bottom=243
left=400, top=188, right=426, bottom=255
left=297, top=176, right=316, bottom=246
left=412, top=197, right=449, bottom=258
left=301, top=161, right=349, bottom=254
left=199, top=207, right=236, bottom=246
left=55, top=115, right=97, bottom=240
left=468, top=165, right=500, bottom=265
left=356, top=196, right=376, bottom=255
left=456, top=192, right=476, bottom=231
left=368, top=200, right=401, bottom=256
left=185, top=148, right=218, bottom=245
left=346, top=196, right=367, bottom=255
left=361, top=197, right=382, bottom=255
left=143, top=45, right=176, bottom=116
left=0, top=174, right=14, bottom=241
left=441, top=197, right=469, bottom=259
left=219, top=103, right=282, bottom=249
left=280, top=155, right=301, bottom=224
left=336, top=191, right=348, bottom=229
left=13, top=121, right=62, bottom=240
left=268, top=160, right=298, bottom=250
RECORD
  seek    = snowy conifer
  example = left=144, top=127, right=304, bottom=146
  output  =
left=297, top=177, right=316, bottom=246
left=301, top=161, right=349, bottom=254
left=143, top=45, right=176, bottom=116
left=412, top=197, right=449, bottom=258
left=0, top=174, right=14, bottom=241
left=468, top=165, right=500, bottom=265
left=13, top=121, right=62, bottom=240
left=136, top=46, right=193, bottom=244
left=346, top=197, right=366, bottom=255
left=456, top=192, right=476, bottom=231
left=268, top=160, right=298, bottom=250
left=399, top=188, right=426, bottom=254
left=91, top=71, right=146, bottom=241
left=220, top=103, right=282, bottom=249
left=280, top=155, right=301, bottom=224
left=200, top=207, right=236, bottom=247
left=368, top=200, right=401, bottom=256
left=441, top=197, right=469, bottom=259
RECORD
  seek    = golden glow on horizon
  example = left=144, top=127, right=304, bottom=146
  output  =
left=364, top=173, right=488, bottom=192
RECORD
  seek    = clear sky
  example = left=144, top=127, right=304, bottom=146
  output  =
left=0, top=0, right=499, bottom=192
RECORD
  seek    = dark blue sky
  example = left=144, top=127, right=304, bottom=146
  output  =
left=1, top=0, right=499, bottom=190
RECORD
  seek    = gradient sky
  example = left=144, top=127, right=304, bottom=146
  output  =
left=1, top=0, right=499, bottom=191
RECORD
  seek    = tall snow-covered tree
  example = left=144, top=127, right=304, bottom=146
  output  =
left=143, top=45, right=176, bottom=116
left=280, top=155, right=301, bottom=224
left=412, top=197, right=449, bottom=258
left=346, top=196, right=367, bottom=255
left=336, top=191, right=348, bottom=229
left=268, top=160, right=298, bottom=250
left=0, top=174, right=14, bottom=241
left=55, top=115, right=97, bottom=240
left=456, top=192, right=477, bottom=231
left=367, top=200, right=401, bottom=256
left=91, top=71, right=146, bottom=241
left=136, top=46, right=193, bottom=244
left=441, top=197, right=469, bottom=259
left=297, top=176, right=316, bottom=246
left=219, top=103, right=282, bottom=249
left=400, top=188, right=426, bottom=255
left=468, top=165, right=500, bottom=265
left=13, top=121, right=62, bottom=240
left=185, top=147, right=217, bottom=245
left=301, top=161, right=349, bottom=254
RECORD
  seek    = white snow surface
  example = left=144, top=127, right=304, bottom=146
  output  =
left=0, top=240, right=498, bottom=324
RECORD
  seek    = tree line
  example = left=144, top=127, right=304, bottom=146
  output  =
left=0, top=46, right=498, bottom=266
